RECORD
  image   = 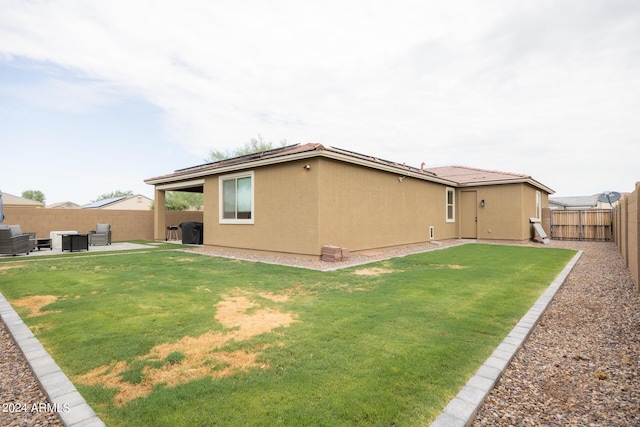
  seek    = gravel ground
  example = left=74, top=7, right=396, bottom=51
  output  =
left=473, top=240, right=639, bottom=426
left=0, top=320, right=63, bottom=426
left=1, top=240, right=637, bottom=426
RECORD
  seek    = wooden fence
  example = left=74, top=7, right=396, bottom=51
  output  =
left=550, top=209, right=613, bottom=241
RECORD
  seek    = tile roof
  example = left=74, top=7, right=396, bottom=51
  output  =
left=0, top=192, right=44, bottom=206
left=146, top=143, right=441, bottom=184
left=145, top=144, right=553, bottom=193
left=179, top=143, right=322, bottom=172
left=425, top=165, right=529, bottom=184
left=147, top=143, right=324, bottom=183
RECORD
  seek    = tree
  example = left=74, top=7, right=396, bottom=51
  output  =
left=94, top=190, right=134, bottom=202
left=166, top=192, right=204, bottom=211
left=206, top=135, right=287, bottom=162
left=22, top=190, right=45, bottom=204
left=149, top=192, right=204, bottom=211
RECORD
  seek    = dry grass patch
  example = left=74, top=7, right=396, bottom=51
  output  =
left=353, top=267, right=398, bottom=276
left=0, top=264, right=25, bottom=271
left=259, top=283, right=317, bottom=301
left=427, top=263, right=467, bottom=269
left=258, top=292, right=290, bottom=302
left=78, top=291, right=298, bottom=406
left=11, top=295, right=59, bottom=317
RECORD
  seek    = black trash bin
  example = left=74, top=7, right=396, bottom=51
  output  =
left=179, top=222, right=203, bottom=244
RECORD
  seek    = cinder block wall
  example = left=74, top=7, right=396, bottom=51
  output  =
left=4, top=207, right=203, bottom=242
left=614, top=182, right=639, bottom=291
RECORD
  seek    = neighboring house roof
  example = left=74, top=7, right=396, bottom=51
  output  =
left=1, top=192, right=44, bottom=207
left=46, top=201, right=82, bottom=209
left=145, top=143, right=554, bottom=193
left=83, top=196, right=126, bottom=209
left=83, top=195, right=153, bottom=210
left=549, top=195, right=599, bottom=208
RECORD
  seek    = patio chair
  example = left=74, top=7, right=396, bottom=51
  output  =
left=25, top=231, right=36, bottom=252
left=89, top=223, right=111, bottom=246
left=0, top=225, right=31, bottom=256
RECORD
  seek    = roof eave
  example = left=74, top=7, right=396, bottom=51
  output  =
left=144, top=150, right=324, bottom=185
left=145, top=148, right=460, bottom=187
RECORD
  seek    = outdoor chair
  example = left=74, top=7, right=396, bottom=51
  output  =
left=25, top=231, right=36, bottom=252
left=89, top=223, right=112, bottom=246
left=0, top=225, right=31, bottom=256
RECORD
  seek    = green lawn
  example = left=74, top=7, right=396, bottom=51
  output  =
left=0, top=243, right=575, bottom=426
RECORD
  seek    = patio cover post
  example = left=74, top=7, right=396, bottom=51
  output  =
left=0, top=189, right=4, bottom=224
left=154, top=188, right=166, bottom=241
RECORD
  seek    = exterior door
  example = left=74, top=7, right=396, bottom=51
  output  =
left=460, top=191, right=478, bottom=238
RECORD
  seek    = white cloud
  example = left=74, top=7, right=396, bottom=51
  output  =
left=0, top=0, right=638, bottom=199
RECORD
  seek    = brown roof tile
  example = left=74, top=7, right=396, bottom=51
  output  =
left=426, top=165, right=529, bottom=184
left=145, top=145, right=552, bottom=193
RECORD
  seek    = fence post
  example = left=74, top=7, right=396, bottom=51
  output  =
left=578, top=210, right=583, bottom=241
left=635, top=182, right=640, bottom=293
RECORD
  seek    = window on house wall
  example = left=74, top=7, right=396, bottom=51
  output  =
left=536, top=191, right=542, bottom=220
left=446, top=187, right=455, bottom=222
left=219, top=172, right=254, bottom=224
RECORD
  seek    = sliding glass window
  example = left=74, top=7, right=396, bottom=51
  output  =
left=219, top=172, right=254, bottom=224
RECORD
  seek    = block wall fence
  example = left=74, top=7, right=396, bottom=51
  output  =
left=3, top=207, right=203, bottom=242
left=614, top=182, right=640, bottom=292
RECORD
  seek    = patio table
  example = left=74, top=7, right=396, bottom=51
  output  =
left=50, top=231, right=77, bottom=249
left=34, top=238, right=52, bottom=251
left=61, top=234, right=89, bottom=252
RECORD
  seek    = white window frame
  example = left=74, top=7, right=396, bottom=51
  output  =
left=446, top=187, right=455, bottom=223
left=535, top=191, right=542, bottom=220
left=219, top=171, right=255, bottom=224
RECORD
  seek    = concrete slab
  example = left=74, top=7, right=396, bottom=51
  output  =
left=22, top=241, right=158, bottom=257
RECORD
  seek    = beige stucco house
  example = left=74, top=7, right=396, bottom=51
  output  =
left=145, top=144, right=553, bottom=257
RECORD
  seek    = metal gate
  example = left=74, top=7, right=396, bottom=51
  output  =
left=550, top=209, right=613, bottom=241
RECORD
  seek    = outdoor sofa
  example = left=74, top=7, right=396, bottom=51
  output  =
left=0, top=225, right=31, bottom=256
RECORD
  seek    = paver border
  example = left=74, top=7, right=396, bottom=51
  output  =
left=0, top=293, right=105, bottom=427
left=430, top=250, right=584, bottom=427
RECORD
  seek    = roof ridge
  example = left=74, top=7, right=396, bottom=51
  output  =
left=329, top=146, right=437, bottom=176
left=173, top=143, right=327, bottom=174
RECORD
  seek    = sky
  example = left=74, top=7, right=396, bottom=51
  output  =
left=1, top=0, right=638, bottom=205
